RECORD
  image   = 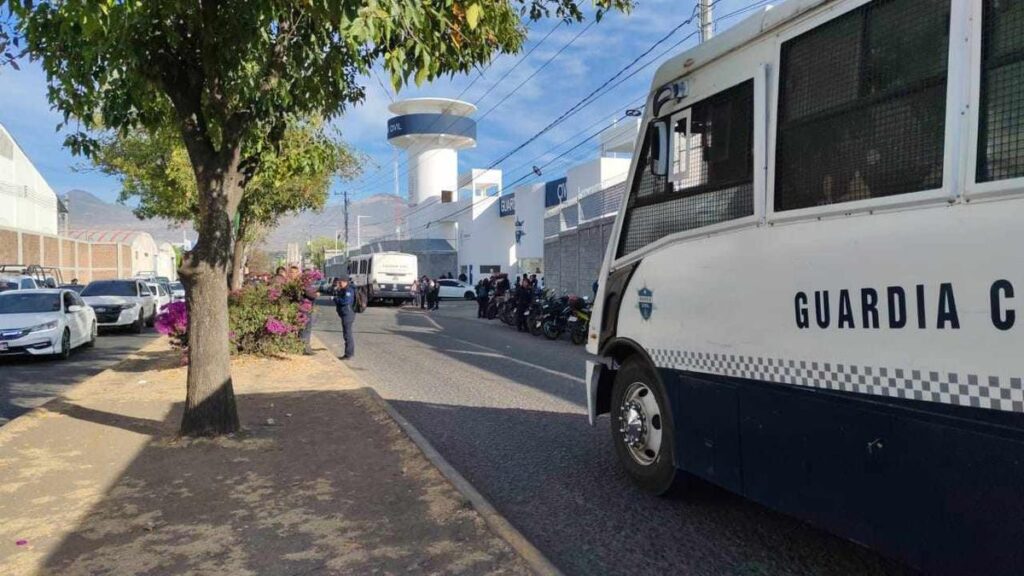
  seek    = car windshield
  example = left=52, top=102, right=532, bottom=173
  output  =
left=0, top=293, right=61, bottom=314
left=170, top=282, right=184, bottom=291
left=0, top=279, right=18, bottom=293
left=82, top=281, right=137, bottom=297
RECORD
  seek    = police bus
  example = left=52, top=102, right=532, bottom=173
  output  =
left=346, top=251, right=418, bottom=310
left=584, top=1, right=1023, bottom=573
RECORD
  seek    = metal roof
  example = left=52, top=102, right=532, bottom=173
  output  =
left=66, top=229, right=150, bottom=243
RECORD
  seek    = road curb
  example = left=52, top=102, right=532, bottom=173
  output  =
left=312, top=337, right=563, bottom=576
left=363, top=386, right=565, bottom=576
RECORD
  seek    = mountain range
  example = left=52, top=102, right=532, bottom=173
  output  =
left=64, top=189, right=407, bottom=252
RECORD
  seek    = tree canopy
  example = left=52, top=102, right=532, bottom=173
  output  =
left=11, top=0, right=631, bottom=435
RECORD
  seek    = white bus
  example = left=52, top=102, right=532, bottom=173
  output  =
left=584, top=1, right=1024, bottom=573
left=346, top=252, right=418, bottom=310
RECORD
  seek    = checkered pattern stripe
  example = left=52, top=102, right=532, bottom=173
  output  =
left=648, top=349, right=1024, bottom=413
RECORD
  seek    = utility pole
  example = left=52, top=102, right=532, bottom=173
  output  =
left=343, top=189, right=351, bottom=256
left=699, top=0, right=714, bottom=43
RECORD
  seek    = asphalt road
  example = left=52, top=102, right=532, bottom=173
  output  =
left=0, top=329, right=159, bottom=426
left=314, top=299, right=915, bottom=576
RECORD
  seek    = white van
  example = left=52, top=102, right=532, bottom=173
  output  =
left=584, top=1, right=1024, bottom=574
left=347, top=252, right=418, bottom=310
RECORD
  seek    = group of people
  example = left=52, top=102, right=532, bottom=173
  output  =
left=412, top=275, right=442, bottom=311
left=474, top=272, right=543, bottom=332
left=410, top=271, right=463, bottom=311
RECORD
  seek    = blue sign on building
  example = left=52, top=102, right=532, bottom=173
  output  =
left=499, top=194, right=516, bottom=218
left=544, top=177, right=568, bottom=208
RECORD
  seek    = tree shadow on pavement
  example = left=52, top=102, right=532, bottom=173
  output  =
left=36, top=389, right=527, bottom=576
left=385, top=399, right=916, bottom=576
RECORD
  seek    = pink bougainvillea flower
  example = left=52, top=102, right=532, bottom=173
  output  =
left=298, top=300, right=313, bottom=313
left=264, top=317, right=291, bottom=335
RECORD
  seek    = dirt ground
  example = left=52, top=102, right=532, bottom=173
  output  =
left=0, top=338, right=533, bottom=575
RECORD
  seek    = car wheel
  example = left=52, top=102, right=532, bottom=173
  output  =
left=610, top=358, right=680, bottom=495
left=55, top=328, right=72, bottom=360
left=85, top=322, right=97, bottom=348
left=464, top=291, right=475, bottom=300
left=133, top=311, right=145, bottom=334
left=146, top=306, right=156, bottom=327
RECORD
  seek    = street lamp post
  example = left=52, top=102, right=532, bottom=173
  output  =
left=356, top=216, right=370, bottom=253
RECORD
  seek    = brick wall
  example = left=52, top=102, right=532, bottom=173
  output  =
left=42, top=236, right=59, bottom=267
left=121, top=245, right=132, bottom=277
left=22, top=234, right=40, bottom=266
left=0, top=226, right=140, bottom=283
left=0, top=229, right=17, bottom=263
left=91, top=244, right=118, bottom=271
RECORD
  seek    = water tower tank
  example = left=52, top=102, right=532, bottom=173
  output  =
left=387, top=98, right=477, bottom=206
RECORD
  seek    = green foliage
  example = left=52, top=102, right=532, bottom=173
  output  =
left=12, top=0, right=631, bottom=163
left=91, top=118, right=362, bottom=241
left=228, top=282, right=305, bottom=357
left=304, top=235, right=341, bottom=270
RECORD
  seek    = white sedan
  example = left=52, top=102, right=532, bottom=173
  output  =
left=0, top=289, right=97, bottom=359
left=81, top=279, right=158, bottom=333
left=437, top=279, right=477, bottom=300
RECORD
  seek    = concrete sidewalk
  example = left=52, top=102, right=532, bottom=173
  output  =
left=0, top=337, right=532, bottom=575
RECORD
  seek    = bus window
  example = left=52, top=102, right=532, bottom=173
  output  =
left=977, top=0, right=1024, bottom=183
left=617, top=80, right=755, bottom=257
left=359, top=260, right=367, bottom=274
left=775, top=0, right=951, bottom=211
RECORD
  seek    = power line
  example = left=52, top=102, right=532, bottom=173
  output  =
left=476, top=20, right=595, bottom=122
left=367, top=0, right=766, bottom=241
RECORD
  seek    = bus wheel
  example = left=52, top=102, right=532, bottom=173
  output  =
left=610, top=358, right=678, bottom=495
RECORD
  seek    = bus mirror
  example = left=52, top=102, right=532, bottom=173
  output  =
left=649, top=120, right=669, bottom=177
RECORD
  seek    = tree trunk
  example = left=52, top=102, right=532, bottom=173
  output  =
left=229, top=239, right=247, bottom=291
left=179, top=163, right=243, bottom=437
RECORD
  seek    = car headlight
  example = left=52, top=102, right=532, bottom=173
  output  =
left=28, top=320, right=59, bottom=333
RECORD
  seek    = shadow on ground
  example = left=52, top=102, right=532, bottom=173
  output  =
left=385, top=399, right=916, bottom=576
left=38, top=389, right=525, bottom=575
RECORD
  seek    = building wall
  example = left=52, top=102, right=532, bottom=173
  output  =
left=543, top=214, right=615, bottom=296
left=0, top=124, right=59, bottom=236
left=0, top=225, right=147, bottom=283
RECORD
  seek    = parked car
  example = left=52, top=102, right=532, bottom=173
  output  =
left=437, top=279, right=476, bottom=300
left=0, top=275, right=42, bottom=292
left=168, top=281, right=185, bottom=302
left=146, top=282, right=172, bottom=312
left=81, top=279, right=158, bottom=333
left=60, top=283, right=86, bottom=293
left=0, top=289, right=97, bottom=359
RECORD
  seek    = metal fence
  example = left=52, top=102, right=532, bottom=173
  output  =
left=542, top=181, right=625, bottom=295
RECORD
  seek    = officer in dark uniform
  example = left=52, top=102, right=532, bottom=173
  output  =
left=332, top=275, right=356, bottom=359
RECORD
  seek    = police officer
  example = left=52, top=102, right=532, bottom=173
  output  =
left=332, top=275, right=356, bottom=359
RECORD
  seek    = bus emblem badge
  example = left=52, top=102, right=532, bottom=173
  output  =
left=638, top=286, right=654, bottom=320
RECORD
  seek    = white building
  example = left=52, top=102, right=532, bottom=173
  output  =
left=380, top=98, right=639, bottom=282
left=0, top=123, right=59, bottom=236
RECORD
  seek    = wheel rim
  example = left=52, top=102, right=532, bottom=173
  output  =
left=618, top=381, right=663, bottom=466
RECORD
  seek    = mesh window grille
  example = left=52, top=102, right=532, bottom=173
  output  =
left=618, top=80, right=755, bottom=257
left=979, top=0, right=1024, bottom=182
left=775, top=0, right=950, bottom=211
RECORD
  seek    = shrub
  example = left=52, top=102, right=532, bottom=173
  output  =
left=229, top=282, right=305, bottom=356
left=154, top=270, right=322, bottom=358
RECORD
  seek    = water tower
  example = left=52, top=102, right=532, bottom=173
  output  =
left=387, top=98, right=477, bottom=206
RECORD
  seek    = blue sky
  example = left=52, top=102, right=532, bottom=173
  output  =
left=0, top=0, right=763, bottom=206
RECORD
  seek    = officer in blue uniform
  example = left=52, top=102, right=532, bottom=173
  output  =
left=332, top=275, right=356, bottom=359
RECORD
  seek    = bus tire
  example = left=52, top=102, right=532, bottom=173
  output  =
left=610, top=358, right=679, bottom=495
